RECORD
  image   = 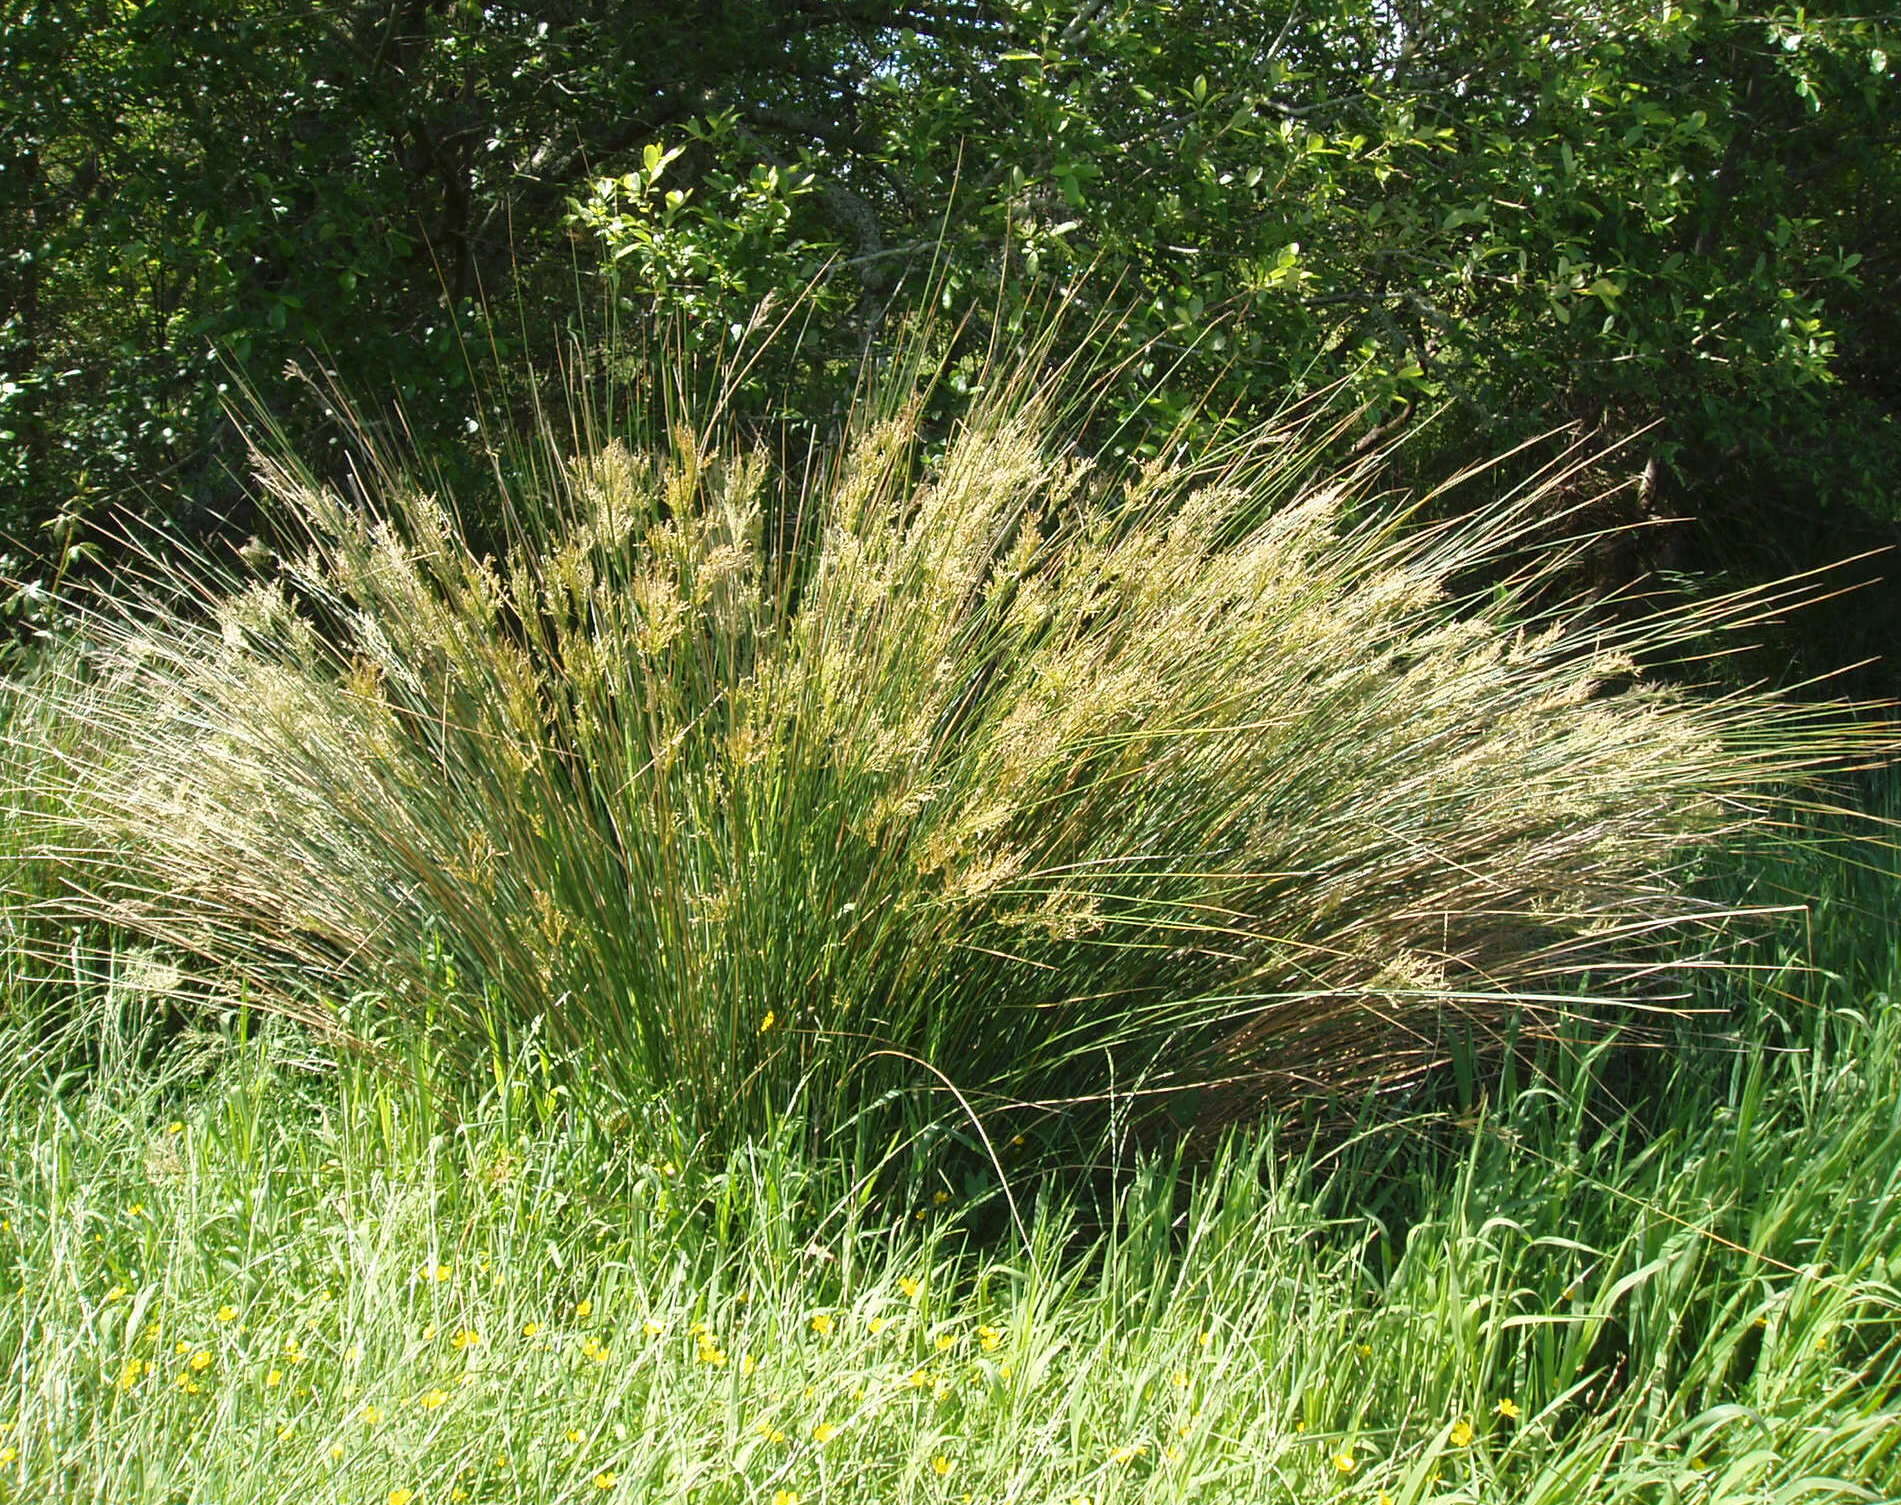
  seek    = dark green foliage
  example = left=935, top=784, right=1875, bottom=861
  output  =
left=2, top=1, right=1897, bottom=678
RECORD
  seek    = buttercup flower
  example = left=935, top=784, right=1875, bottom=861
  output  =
left=1450, top=1419, right=1475, bottom=1447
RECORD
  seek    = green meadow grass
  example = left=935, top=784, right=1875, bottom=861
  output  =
left=3, top=803, right=1899, bottom=1505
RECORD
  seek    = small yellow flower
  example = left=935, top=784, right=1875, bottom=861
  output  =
left=420, top=1261, right=452, bottom=1282
left=127, top=1203, right=145, bottom=1218
left=593, top=1471, right=617, bottom=1490
left=810, top=1312, right=835, bottom=1336
left=166, top=1121, right=184, bottom=1135
left=216, top=1304, right=238, bottom=1323
left=934, top=1331, right=956, bottom=1352
left=173, top=1340, right=191, bottom=1355
left=1197, top=1330, right=1213, bottom=1350
left=106, top=1285, right=126, bottom=1303
left=344, top=1343, right=362, bottom=1363
left=740, top=1352, right=757, bottom=1376
left=388, top=1491, right=415, bottom=1505
left=1010, top=1134, right=1026, bottom=1147
left=361, top=1404, right=383, bottom=1428
left=813, top=1421, right=838, bottom=1443
left=905, top=1369, right=931, bottom=1390
left=575, top=1299, right=593, bottom=1319
left=868, top=1316, right=890, bottom=1335
left=419, top=1388, right=449, bottom=1409
left=1496, top=1397, right=1521, bottom=1420
left=265, top=1368, right=283, bottom=1388
left=580, top=1336, right=610, bottom=1362
left=930, top=1455, right=953, bottom=1476
left=276, top=1424, right=294, bottom=1441
left=453, top=1491, right=469, bottom=1503
left=1109, top=1444, right=1146, bottom=1464
left=0, top=1447, right=14, bottom=1466
left=188, top=1350, right=212, bottom=1372
left=932, top=1189, right=950, bottom=1205
left=1332, top=1449, right=1358, bottom=1474
left=566, top=1427, right=586, bottom=1444
left=1450, top=1419, right=1475, bottom=1447
left=978, top=1325, right=1003, bottom=1352
left=641, top=1319, right=662, bottom=1337
left=1170, top=1368, right=1189, bottom=1388
left=522, top=1321, right=541, bottom=1338
left=1355, top=1342, right=1372, bottom=1358
left=451, top=1328, right=482, bottom=1350
left=759, top=1010, right=776, bottom=1032
left=696, top=1339, right=726, bottom=1367
left=773, top=1492, right=801, bottom=1505
left=495, top=1452, right=510, bottom=1469
left=898, top=1277, right=922, bottom=1299
left=327, top=1444, right=344, bottom=1461
left=116, top=1358, right=147, bottom=1390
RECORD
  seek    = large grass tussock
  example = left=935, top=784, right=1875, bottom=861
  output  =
left=16, top=352, right=1884, bottom=1150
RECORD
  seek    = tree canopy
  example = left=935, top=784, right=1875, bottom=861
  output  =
left=2, top=0, right=1896, bottom=660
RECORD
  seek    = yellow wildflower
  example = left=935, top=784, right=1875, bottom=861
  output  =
left=934, top=1331, right=956, bottom=1352
left=978, top=1325, right=1003, bottom=1353
left=116, top=1358, right=146, bottom=1391
left=1450, top=1419, right=1475, bottom=1447
left=451, top=1328, right=482, bottom=1350
left=575, top=1299, right=593, bottom=1319
left=1332, top=1449, right=1358, bottom=1474
left=773, top=1493, right=801, bottom=1505
left=1496, top=1397, right=1521, bottom=1420
left=868, top=1316, right=890, bottom=1335
left=419, top=1388, right=449, bottom=1410
left=930, top=1455, right=953, bottom=1476
left=593, top=1471, right=617, bottom=1490
left=898, top=1277, right=922, bottom=1299
left=106, top=1285, right=126, bottom=1303
left=166, top=1122, right=184, bottom=1135
left=1109, top=1444, right=1146, bottom=1464
left=216, top=1305, right=238, bottom=1323
left=759, top=1011, right=776, bottom=1032
left=522, top=1321, right=541, bottom=1338
left=810, top=1312, right=835, bottom=1337
left=188, top=1351, right=212, bottom=1373
left=361, top=1404, right=383, bottom=1428
left=642, top=1319, right=663, bottom=1337
left=813, top=1422, right=838, bottom=1444
left=265, top=1369, right=283, bottom=1388
left=389, top=1491, right=415, bottom=1505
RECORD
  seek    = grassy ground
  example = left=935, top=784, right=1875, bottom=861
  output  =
left=3, top=808, right=1899, bottom=1504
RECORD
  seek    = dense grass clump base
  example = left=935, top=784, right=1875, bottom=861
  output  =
left=3, top=816, right=1900, bottom=1503
left=12, top=346, right=1887, bottom=1153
